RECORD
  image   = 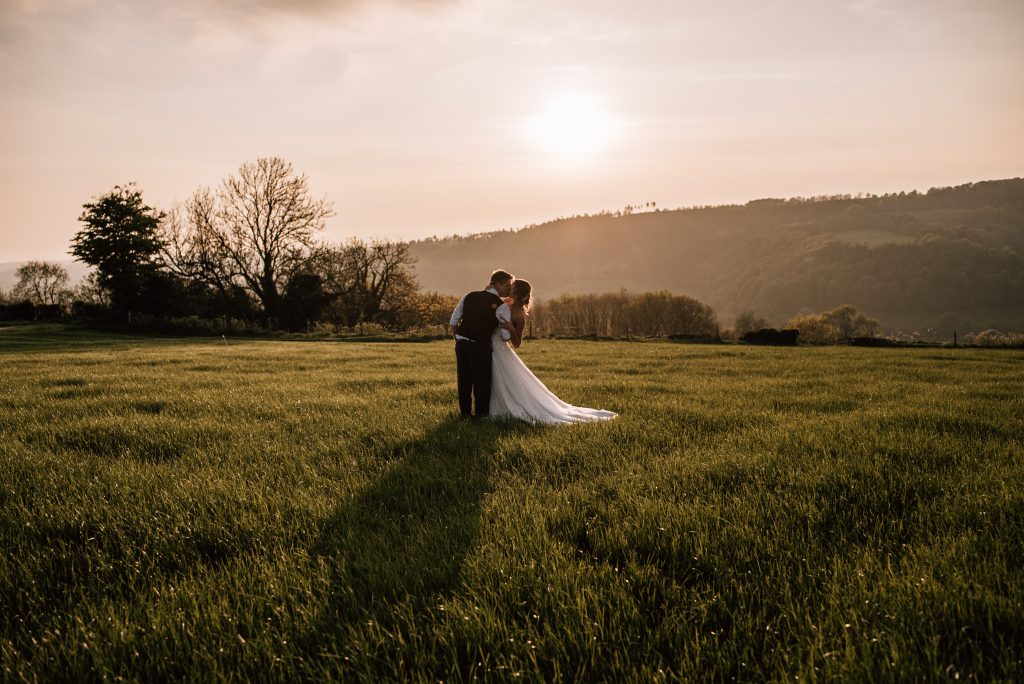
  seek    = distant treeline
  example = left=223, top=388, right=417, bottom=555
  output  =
left=0, top=159, right=462, bottom=334
left=530, top=291, right=717, bottom=338
left=408, top=178, right=1024, bottom=332
left=7, top=170, right=1024, bottom=337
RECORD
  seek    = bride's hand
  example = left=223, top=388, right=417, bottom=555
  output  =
left=499, top=320, right=516, bottom=331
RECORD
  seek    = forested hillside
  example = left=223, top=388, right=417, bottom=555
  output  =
left=409, top=178, right=1024, bottom=331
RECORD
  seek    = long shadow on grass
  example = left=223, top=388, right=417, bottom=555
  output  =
left=311, top=415, right=547, bottom=627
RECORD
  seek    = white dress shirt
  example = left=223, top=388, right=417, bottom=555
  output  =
left=450, top=287, right=512, bottom=342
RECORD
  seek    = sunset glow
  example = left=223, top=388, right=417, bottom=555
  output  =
left=0, top=0, right=1022, bottom=261
left=525, top=94, right=619, bottom=163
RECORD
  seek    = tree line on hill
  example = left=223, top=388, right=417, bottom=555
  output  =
left=6, top=160, right=1018, bottom=343
left=407, top=178, right=1024, bottom=333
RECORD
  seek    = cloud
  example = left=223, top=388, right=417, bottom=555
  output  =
left=1, top=0, right=458, bottom=48
left=165, top=0, right=458, bottom=33
left=238, top=0, right=453, bottom=18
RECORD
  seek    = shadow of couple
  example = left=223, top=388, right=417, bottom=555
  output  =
left=309, top=415, right=547, bottom=633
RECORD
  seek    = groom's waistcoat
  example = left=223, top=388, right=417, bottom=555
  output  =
left=456, top=290, right=503, bottom=347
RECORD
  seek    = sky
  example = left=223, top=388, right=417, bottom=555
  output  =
left=1, top=0, right=1022, bottom=261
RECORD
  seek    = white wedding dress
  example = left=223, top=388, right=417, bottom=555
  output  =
left=489, top=329, right=618, bottom=424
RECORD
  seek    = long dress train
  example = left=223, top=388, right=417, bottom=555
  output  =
left=489, top=329, right=618, bottom=424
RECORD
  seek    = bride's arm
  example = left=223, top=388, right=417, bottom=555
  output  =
left=500, top=317, right=525, bottom=348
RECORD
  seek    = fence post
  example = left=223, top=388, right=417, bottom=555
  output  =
left=953, top=330, right=957, bottom=347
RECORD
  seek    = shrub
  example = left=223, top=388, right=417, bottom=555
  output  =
left=71, top=301, right=108, bottom=318
left=734, top=310, right=768, bottom=335
left=785, top=304, right=879, bottom=344
left=964, top=329, right=1024, bottom=347
left=0, top=300, right=36, bottom=321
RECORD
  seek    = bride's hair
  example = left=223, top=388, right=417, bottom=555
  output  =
left=512, top=279, right=532, bottom=312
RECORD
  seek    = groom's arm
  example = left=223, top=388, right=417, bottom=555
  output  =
left=449, top=295, right=467, bottom=338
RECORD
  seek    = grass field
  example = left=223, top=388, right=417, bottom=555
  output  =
left=1, top=323, right=1022, bottom=681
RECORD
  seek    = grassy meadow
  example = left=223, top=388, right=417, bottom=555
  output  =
left=1, top=323, right=1022, bottom=681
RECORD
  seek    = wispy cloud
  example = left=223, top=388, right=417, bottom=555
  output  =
left=1, top=0, right=457, bottom=47
left=165, top=0, right=456, bottom=31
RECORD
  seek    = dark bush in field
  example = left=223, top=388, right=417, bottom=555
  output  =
left=71, top=300, right=108, bottom=318
left=0, top=300, right=36, bottom=321
left=33, top=304, right=63, bottom=320
left=741, top=328, right=799, bottom=345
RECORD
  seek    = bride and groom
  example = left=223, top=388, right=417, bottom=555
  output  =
left=449, top=269, right=617, bottom=425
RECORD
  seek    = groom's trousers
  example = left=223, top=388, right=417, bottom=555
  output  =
left=455, top=338, right=492, bottom=417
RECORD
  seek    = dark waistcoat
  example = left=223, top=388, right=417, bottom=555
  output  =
left=456, top=290, right=503, bottom=347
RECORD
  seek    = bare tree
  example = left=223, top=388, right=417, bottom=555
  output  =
left=73, top=271, right=110, bottom=307
left=173, top=158, right=334, bottom=321
left=160, top=193, right=237, bottom=297
left=734, top=310, right=768, bottom=335
left=13, top=261, right=70, bottom=306
left=158, top=203, right=197, bottom=279
left=348, top=239, right=418, bottom=324
left=305, top=240, right=363, bottom=305
left=306, top=238, right=419, bottom=328
left=826, top=304, right=879, bottom=341
left=532, top=290, right=717, bottom=338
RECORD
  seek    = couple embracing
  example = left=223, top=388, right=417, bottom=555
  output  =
left=449, top=269, right=617, bottom=425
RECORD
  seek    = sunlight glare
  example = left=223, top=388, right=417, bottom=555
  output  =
left=525, top=94, right=618, bottom=162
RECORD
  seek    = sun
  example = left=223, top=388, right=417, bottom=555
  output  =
left=525, top=94, right=618, bottom=162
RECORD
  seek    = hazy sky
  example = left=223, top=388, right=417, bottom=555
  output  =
left=1, top=0, right=1022, bottom=261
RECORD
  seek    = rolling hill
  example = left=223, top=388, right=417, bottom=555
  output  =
left=408, top=178, right=1024, bottom=331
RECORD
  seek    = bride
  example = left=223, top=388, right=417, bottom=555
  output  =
left=490, top=280, right=618, bottom=424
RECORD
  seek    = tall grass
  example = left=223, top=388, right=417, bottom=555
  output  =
left=1, top=323, right=1021, bottom=681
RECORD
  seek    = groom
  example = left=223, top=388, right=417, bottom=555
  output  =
left=449, top=269, right=515, bottom=419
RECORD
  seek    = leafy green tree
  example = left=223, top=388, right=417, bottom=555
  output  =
left=70, top=184, right=165, bottom=314
left=279, top=271, right=331, bottom=332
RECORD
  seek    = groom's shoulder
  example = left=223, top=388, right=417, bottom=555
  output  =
left=463, top=290, right=502, bottom=311
left=466, top=289, right=501, bottom=300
